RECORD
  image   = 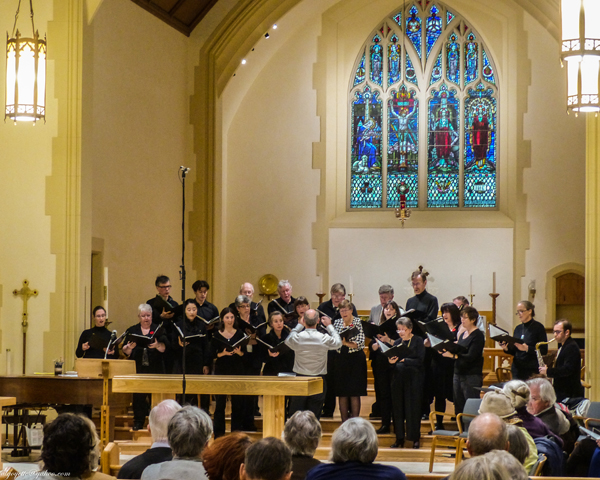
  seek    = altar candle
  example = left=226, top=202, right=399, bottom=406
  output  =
left=493, top=272, right=496, bottom=294
left=318, top=275, right=323, bottom=294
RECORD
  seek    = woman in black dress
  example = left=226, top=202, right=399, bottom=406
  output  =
left=442, top=306, right=485, bottom=415
left=369, top=300, right=400, bottom=434
left=212, top=307, right=247, bottom=438
left=172, top=299, right=211, bottom=406
left=261, top=311, right=294, bottom=376
left=333, top=300, right=367, bottom=422
left=122, top=304, right=168, bottom=430
left=389, top=317, right=425, bottom=449
left=430, top=302, right=460, bottom=430
left=76, top=306, right=118, bottom=359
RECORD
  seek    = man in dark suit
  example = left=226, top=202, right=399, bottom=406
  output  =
left=539, top=319, right=584, bottom=401
left=117, top=399, right=181, bottom=479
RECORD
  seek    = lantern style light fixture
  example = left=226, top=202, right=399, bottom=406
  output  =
left=5, top=0, right=46, bottom=124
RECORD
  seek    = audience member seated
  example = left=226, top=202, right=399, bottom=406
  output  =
left=305, top=418, right=407, bottom=480
left=18, top=413, right=115, bottom=480
left=478, top=390, right=538, bottom=472
left=142, top=406, right=212, bottom=480
left=283, top=411, right=322, bottom=480
left=449, top=453, right=511, bottom=480
left=465, top=413, right=508, bottom=457
left=240, top=437, right=293, bottom=480
left=483, top=450, right=528, bottom=480
left=502, top=380, right=561, bottom=445
left=505, top=424, right=529, bottom=466
left=526, top=377, right=570, bottom=435
left=118, top=399, right=181, bottom=479
left=202, top=432, right=253, bottom=480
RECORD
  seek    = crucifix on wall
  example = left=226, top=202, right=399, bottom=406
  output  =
left=13, top=280, right=38, bottom=374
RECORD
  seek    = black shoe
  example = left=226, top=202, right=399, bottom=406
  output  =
left=412, top=441, right=420, bottom=449
left=369, top=412, right=381, bottom=419
left=321, top=412, right=334, bottom=418
left=245, top=425, right=258, bottom=432
left=132, top=424, right=142, bottom=431
left=376, top=426, right=390, bottom=434
left=421, top=414, right=429, bottom=420
left=390, top=440, right=404, bottom=448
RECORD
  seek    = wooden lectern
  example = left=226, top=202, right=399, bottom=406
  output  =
left=75, top=359, right=136, bottom=446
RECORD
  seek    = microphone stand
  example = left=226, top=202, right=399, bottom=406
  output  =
left=175, top=324, right=187, bottom=405
left=179, top=167, right=189, bottom=303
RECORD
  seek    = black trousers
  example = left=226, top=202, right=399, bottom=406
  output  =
left=321, top=351, right=337, bottom=416
left=213, top=394, right=244, bottom=437
left=372, top=353, right=393, bottom=427
left=289, top=374, right=327, bottom=420
left=132, top=392, right=151, bottom=427
left=391, top=366, right=423, bottom=442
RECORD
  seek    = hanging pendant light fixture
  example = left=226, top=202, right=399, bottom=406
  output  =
left=561, top=0, right=600, bottom=114
left=5, top=0, right=46, bottom=124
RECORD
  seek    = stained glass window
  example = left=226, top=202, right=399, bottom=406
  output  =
left=349, top=2, right=498, bottom=210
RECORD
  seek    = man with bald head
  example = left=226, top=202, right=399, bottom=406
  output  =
left=466, top=412, right=509, bottom=457
left=285, top=309, right=342, bottom=419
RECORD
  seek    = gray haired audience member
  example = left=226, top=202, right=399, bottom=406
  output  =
left=466, top=413, right=508, bottom=457
left=240, top=437, right=293, bottom=480
left=283, top=411, right=322, bottom=480
left=118, top=399, right=181, bottom=479
left=306, top=418, right=407, bottom=479
left=484, top=450, right=528, bottom=480
left=526, top=377, right=570, bottom=435
left=449, top=453, right=511, bottom=480
left=142, top=406, right=212, bottom=480
left=506, top=424, right=529, bottom=465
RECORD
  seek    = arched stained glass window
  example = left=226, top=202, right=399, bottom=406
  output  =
left=348, top=2, right=498, bottom=210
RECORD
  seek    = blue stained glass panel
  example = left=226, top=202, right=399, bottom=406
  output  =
left=387, top=85, right=419, bottom=176
left=482, top=48, right=496, bottom=85
left=464, top=82, right=497, bottom=207
left=350, top=87, right=383, bottom=208
left=426, top=5, right=442, bottom=59
left=388, top=36, right=401, bottom=87
left=427, top=174, right=459, bottom=208
left=405, top=53, right=417, bottom=85
left=351, top=174, right=383, bottom=208
left=354, top=52, right=366, bottom=86
left=446, top=33, right=460, bottom=85
left=370, top=36, right=383, bottom=86
left=406, top=6, right=422, bottom=59
left=430, top=52, right=442, bottom=86
left=392, top=12, right=402, bottom=28
left=447, top=10, right=455, bottom=26
left=427, top=84, right=460, bottom=207
left=465, top=32, right=478, bottom=85
left=387, top=174, right=418, bottom=208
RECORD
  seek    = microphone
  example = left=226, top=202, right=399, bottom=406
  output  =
left=111, top=330, right=117, bottom=341
left=105, top=330, right=117, bottom=360
left=179, top=166, right=191, bottom=174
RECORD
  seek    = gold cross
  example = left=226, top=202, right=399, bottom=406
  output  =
left=13, top=280, right=38, bottom=330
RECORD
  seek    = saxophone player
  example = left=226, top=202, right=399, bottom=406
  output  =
left=539, top=319, right=584, bottom=402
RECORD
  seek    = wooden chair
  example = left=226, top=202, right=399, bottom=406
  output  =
left=0, top=468, right=19, bottom=480
left=428, top=398, right=481, bottom=473
left=530, top=453, right=547, bottom=476
left=495, top=366, right=512, bottom=382
left=101, top=442, right=121, bottom=476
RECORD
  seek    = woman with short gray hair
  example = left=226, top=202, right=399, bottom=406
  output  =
left=283, top=411, right=322, bottom=480
left=306, top=418, right=406, bottom=479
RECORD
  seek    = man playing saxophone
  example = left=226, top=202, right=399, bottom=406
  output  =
left=539, top=319, right=584, bottom=402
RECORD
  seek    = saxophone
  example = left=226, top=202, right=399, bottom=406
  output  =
left=535, top=338, right=556, bottom=368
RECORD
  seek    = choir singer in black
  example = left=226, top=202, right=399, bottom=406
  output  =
left=76, top=306, right=118, bottom=359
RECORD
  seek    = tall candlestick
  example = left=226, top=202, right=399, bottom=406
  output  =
left=318, top=275, right=323, bottom=294
left=493, top=272, right=496, bottom=294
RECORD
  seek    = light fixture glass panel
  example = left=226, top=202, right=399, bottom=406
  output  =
left=562, top=0, right=581, bottom=41
left=581, top=55, right=599, bottom=95
left=584, top=0, right=600, bottom=40
left=18, top=41, right=36, bottom=108
left=6, top=42, right=16, bottom=106
left=567, top=58, right=580, bottom=96
left=37, top=42, right=46, bottom=110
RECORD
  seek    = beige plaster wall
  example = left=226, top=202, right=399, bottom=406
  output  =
left=86, top=0, right=196, bottom=333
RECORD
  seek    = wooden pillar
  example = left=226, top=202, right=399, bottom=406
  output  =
left=586, top=116, right=600, bottom=401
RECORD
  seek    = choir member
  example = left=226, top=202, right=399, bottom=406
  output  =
left=369, top=300, right=400, bottom=434
left=318, top=283, right=357, bottom=418
left=76, top=306, right=118, bottom=359
left=146, top=275, right=179, bottom=373
left=261, top=311, right=294, bottom=376
left=286, top=296, right=310, bottom=330
left=388, top=317, right=425, bottom=449
left=539, top=319, right=584, bottom=401
left=212, top=307, right=246, bottom=438
left=442, top=306, right=484, bottom=415
left=430, top=302, right=460, bottom=430
left=122, top=304, right=168, bottom=430
left=230, top=283, right=266, bottom=326
left=268, top=280, right=296, bottom=316
left=172, top=299, right=211, bottom=406
left=333, top=300, right=367, bottom=423
left=501, top=301, right=547, bottom=380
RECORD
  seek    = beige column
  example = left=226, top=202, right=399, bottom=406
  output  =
left=586, top=115, right=600, bottom=401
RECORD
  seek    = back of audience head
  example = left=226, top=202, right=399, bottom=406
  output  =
left=149, top=399, right=181, bottom=443
left=449, top=453, right=511, bottom=480
left=330, top=417, right=378, bottom=464
left=503, top=380, right=530, bottom=410
left=283, top=411, right=322, bottom=457
left=202, top=432, right=252, bottom=480
left=484, top=450, right=529, bottom=480
left=526, top=377, right=556, bottom=414
left=241, top=437, right=292, bottom=480
left=467, top=413, right=508, bottom=457
left=41, top=413, right=97, bottom=477
left=506, top=424, right=529, bottom=465
left=168, top=406, right=213, bottom=458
